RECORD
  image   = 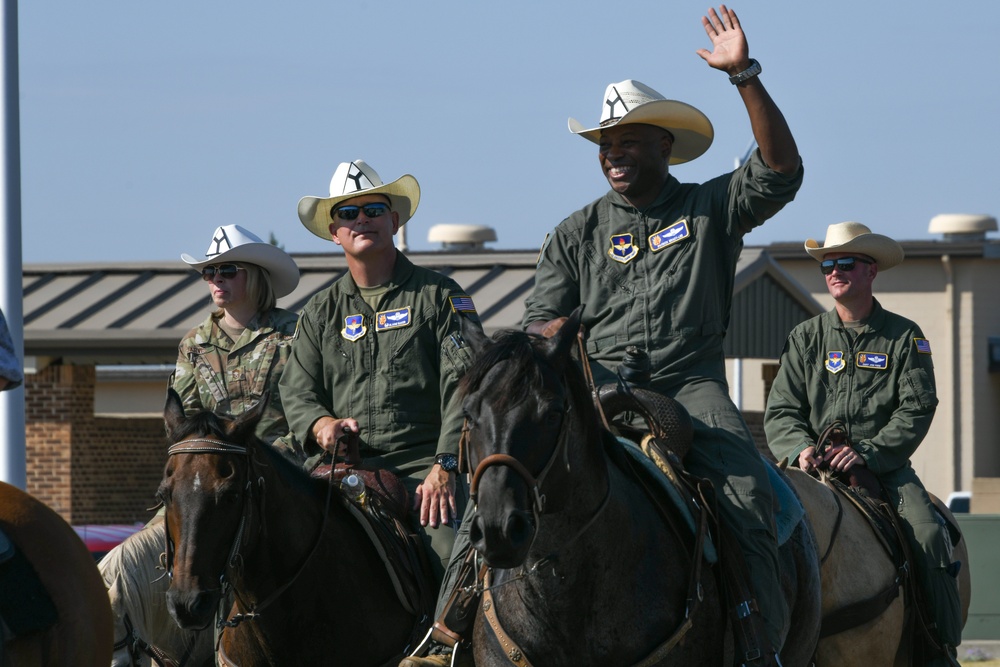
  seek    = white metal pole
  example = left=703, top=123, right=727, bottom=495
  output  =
left=0, top=0, right=25, bottom=488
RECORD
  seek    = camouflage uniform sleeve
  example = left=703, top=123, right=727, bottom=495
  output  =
left=764, top=331, right=817, bottom=466
left=437, top=285, right=481, bottom=457
left=171, top=328, right=204, bottom=415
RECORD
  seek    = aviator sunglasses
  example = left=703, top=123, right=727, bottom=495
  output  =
left=201, top=264, right=245, bottom=281
left=819, top=256, right=873, bottom=275
left=331, top=202, right=391, bottom=221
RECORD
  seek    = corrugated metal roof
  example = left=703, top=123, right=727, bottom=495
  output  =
left=23, top=247, right=824, bottom=365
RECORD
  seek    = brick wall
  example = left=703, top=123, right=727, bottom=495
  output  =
left=25, top=364, right=166, bottom=524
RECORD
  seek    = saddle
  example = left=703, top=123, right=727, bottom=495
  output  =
left=308, top=432, right=435, bottom=624
left=597, top=379, right=777, bottom=667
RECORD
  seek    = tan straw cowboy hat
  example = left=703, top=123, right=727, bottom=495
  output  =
left=568, top=79, right=714, bottom=165
left=181, top=224, right=300, bottom=298
left=804, top=221, right=904, bottom=270
left=297, top=160, right=420, bottom=241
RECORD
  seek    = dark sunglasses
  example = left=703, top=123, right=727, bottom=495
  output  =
left=331, top=202, right=391, bottom=221
left=819, top=257, right=873, bottom=275
left=201, top=264, right=245, bottom=281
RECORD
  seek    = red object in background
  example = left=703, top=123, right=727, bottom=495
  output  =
left=73, top=523, right=145, bottom=561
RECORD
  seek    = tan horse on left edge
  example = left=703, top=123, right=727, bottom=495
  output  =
left=786, top=467, right=971, bottom=666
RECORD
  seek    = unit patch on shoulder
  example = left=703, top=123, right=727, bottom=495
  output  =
left=825, top=351, right=846, bottom=374
left=608, top=233, right=639, bottom=264
left=341, top=314, right=366, bottom=342
left=856, top=352, right=888, bottom=370
left=649, top=219, right=691, bottom=252
left=375, top=307, right=412, bottom=332
left=914, top=337, right=932, bottom=354
left=449, top=295, right=477, bottom=314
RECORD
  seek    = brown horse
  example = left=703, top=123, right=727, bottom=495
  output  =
left=0, top=480, right=113, bottom=667
left=786, top=467, right=971, bottom=666
left=159, top=389, right=424, bottom=666
left=458, top=309, right=821, bottom=666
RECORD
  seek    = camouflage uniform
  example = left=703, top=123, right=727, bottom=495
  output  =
left=172, top=307, right=303, bottom=463
left=765, top=300, right=962, bottom=648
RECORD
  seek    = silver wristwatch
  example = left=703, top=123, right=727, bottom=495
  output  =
left=729, top=59, right=762, bottom=85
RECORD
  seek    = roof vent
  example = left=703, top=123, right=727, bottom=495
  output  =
left=928, top=214, right=997, bottom=242
left=427, top=224, right=497, bottom=251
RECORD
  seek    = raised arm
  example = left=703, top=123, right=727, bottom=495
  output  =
left=696, top=5, right=799, bottom=174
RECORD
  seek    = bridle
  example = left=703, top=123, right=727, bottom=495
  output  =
left=163, top=436, right=334, bottom=632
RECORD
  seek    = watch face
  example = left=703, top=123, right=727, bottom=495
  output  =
left=437, top=454, right=458, bottom=472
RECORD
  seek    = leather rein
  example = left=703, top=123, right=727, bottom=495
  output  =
left=164, top=437, right=334, bottom=639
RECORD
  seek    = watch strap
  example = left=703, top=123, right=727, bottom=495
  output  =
left=729, top=59, right=762, bottom=85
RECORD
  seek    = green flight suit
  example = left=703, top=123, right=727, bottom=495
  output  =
left=279, top=252, right=480, bottom=584
left=522, top=149, right=804, bottom=648
left=172, top=308, right=303, bottom=462
left=765, top=300, right=962, bottom=647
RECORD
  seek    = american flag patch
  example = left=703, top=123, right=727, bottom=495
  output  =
left=449, top=295, right=477, bottom=313
left=914, top=337, right=932, bottom=354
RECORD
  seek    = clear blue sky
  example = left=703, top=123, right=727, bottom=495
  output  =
left=18, top=1, right=1000, bottom=264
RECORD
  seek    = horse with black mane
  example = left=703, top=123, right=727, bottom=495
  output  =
left=457, top=309, right=821, bottom=666
left=159, top=388, right=427, bottom=666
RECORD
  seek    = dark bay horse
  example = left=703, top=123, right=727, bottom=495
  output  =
left=159, top=389, right=421, bottom=666
left=458, top=309, right=821, bottom=666
left=0, top=480, right=113, bottom=667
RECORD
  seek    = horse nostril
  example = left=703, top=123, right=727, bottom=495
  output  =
left=505, top=510, right=535, bottom=546
left=470, top=514, right=486, bottom=547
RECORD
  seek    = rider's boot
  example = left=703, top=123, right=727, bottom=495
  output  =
left=399, top=552, right=480, bottom=667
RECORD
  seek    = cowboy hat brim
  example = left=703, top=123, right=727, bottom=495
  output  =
left=182, top=243, right=300, bottom=298
left=804, top=234, right=904, bottom=270
left=297, top=174, right=420, bottom=241
left=568, top=99, right=714, bottom=165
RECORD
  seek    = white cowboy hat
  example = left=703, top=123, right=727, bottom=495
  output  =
left=181, top=224, right=300, bottom=298
left=804, top=221, right=904, bottom=270
left=568, top=79, right=714, bottom=165
left=297, top=160, right=420, bottom=241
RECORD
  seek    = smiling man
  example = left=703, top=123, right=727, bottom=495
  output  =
left=520, top=6, right=802, bottom=664
left=765, top=222, right=962, bottom=666
left=280, top=160, right=481, bottom=593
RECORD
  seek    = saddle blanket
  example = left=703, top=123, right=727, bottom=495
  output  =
left=617, top=438, right=804, bottom=554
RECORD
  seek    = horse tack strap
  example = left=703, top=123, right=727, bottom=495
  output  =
left=481, top=571, right=535, bottom=667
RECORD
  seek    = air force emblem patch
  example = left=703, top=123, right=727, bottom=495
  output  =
left=341, top=314, right=366, bottom=342
left=825, top=351, right=845, bottom=374
left=649, top=219, right=691, bottom=252
left=608, top=233, right=639, bottom=264
left=376, top=307, right=412, bottom=332
left=856, top=352, right=888, bottom=370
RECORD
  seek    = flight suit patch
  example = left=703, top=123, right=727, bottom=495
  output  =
left=914, top=338, right=932, bottom=354
left=649, top=219, right=691, bottom=252
left=449, top=295, right=477, bottom=314
left=608, top=233, right=639, bottom=264
left=341, top=314, right=366, bottom=342
left=825, top=351, right=845, bottom=374
left=376, top=307, right=412, bottom=332
left=856, top=352, right=888, bottom=370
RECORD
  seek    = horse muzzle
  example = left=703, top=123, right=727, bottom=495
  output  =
left=166, top=585, right=220, bottom=631
left=470, top=503, right=536, bottom=569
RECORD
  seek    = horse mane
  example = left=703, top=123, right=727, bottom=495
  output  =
left=460, top=329, right=598, bottom=429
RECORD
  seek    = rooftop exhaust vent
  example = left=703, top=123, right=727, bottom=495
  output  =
left=427, top=224, right=497, bottom=251
left=928, top=214, right=997, bottom=242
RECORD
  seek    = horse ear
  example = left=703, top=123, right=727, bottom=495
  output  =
left=458, top=312, right=491, bottom=356
left=164, top=388, right=186, bottom=440
left=543, top=305, right=585, bottom=367
left=227, top=390, right=268, bottom=441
